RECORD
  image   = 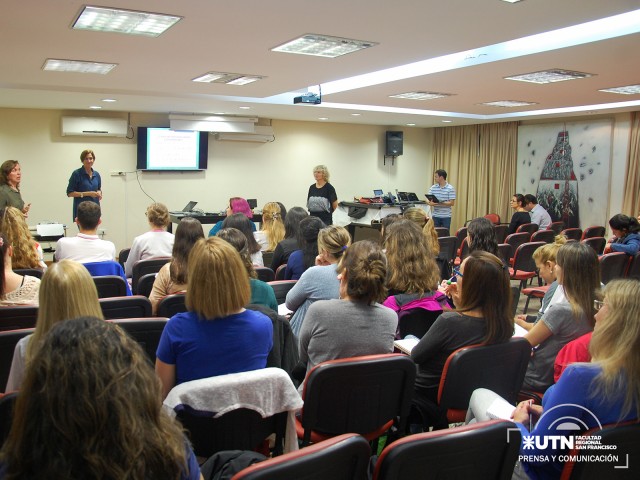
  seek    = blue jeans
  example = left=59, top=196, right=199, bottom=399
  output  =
left=432, top=216, right=451, bottom=230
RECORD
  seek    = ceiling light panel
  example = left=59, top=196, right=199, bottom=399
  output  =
left=481, top=100, right=537, bottom=107
left=192, top=72, right=264, bottom=85
left=43, top=59, right=117, bottom=74
left=271, top=34, right=377, bottom=58
left=72, top=6, right=182, bottom=37
left=505, top=69, right=593, bottom=84
left=599, top=84, right=640, bottom=95
left=390, top=91, right=452, bottom=100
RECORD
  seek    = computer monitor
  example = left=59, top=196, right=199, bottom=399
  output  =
left=247, top=198, right=257, bottom=209
left=373, top=189, right=384, bottom=197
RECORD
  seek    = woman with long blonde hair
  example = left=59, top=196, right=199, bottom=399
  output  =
left=0, top=206, right=45, bottom=270
left=5, top=259, right=103, bottom=391
left=255, top=201, right=285, bottom=251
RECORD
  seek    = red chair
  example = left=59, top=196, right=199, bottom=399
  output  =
left=454, top=227, right=468, bottom=256
left=275, top=264, right=287, bottom=280
left=581, top=225, right=606, bottom=240
left=483, top=213, right=501, bottom=225
left=295, top=354, right=415, bottom=446
left=504, top=232, right=533, bottom=266
left=267, top=280, right=297, bottom=304
left=437, top=338, right=531, bottom=423
left=531, top=229, right=555, bottom=244
left=516, top=222, right=539, bottom=237
left=232, top=433, right=371, bottom=480
left=627, top=253, right=640, bottom=280
left=549, top=221, right=565, bottom=235
left=494, top=224, right=509, bottom=244
left=497, top=243, right=512, bottom=265
left=454, top=236, right=469, bottom=266
left=561, top=228, right=583, bottom=242
left=255, top=267, right=275, bottom=282
left=521, top=284, right=550, bottom=314
left=373, top=420, right=521, bottom=480
left=581, top=237, right=606, bottom=255
left=599, top=252, right=631, bottom=284
left=510, top=241, right=545, bottom=291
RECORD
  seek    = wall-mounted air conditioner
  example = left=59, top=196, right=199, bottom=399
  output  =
left=169, top=114, right=258, bottom=133
left=214, top=126, right=275, bottom=143
left=61, top=116, right=128, bottom=137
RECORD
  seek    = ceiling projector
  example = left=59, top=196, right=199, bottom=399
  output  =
left=293, top=93, right=321, bottom=105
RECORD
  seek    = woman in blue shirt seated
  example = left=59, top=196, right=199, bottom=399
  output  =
left=284, top=216, right=325, bottom=280
left=155, top=237, right=273, bottom=399
left=603, top=213, right=640, bottom=256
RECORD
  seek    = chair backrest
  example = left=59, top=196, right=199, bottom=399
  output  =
left=0, top=306, right=38, bottom=332
left=373, top=420, right=521, bottom=480
left=455, top=227, right=468, bottom=252
left=561, top=228, right=583, bottom=242
left=627, top=252, right=640, bottom=280
left=0, top=392, right=18, bottom=446
left=531, top=229, right=556, bottom=244
left=581, top=237, right=606, bottom=255
left=434, top=227, right=449, bottom=238
left=497, top=243, right=512, bottom=265
left=581, top=225, right=606, bottom=240
left=261, top=251, right=275, bottom=268
left=165, top=368, right=303, bottom=458
left=275, top=264, right=287, bottom=280
left=437, top=338, right=531, bottom=421
left=157, top=293, right=187, bottom=318
left=231, top=433, right=371, bottom=480
left=510, top=286, right=521, bottom=318
left=549, top=221, right=565, bottom=235
left=109, top=318, right=168, bottom=364
left=12, top=268, right=44, bottom=279
left=561, top=421, right=640, bottom=480
left=494, top=224, right=509, bottom=244
left=118, top=247, right=131, bottom=269
left=131, top=257, right=170, bottom=295
left=504, top=232, right=531, bottom=260
left=512, top=241, right=546, bottom=275
left=458, top=236, right=470, bottom=262
left=255, top=266, right=275, bottom=282
left=136, top=272, right=157, bottom=298
left=0, top=328, right=34, bottom=391
left=484, top=213, right=501, bottom=225
left=599, top=252, right=630, bottom=284
left=298, top=354, right=415, bottom=446
left=99, top=296, right=152, bottom=319
left=92, top=275, right=128, bottom=298
left=437, top=236, right=458, bottom=263
left=83, top=261, right=132, bottom=296
left=267, top=280, right=297, bottom=304
left=397, top=308, right=442, bottom=339
left=516, top=222, right=539, bottom=236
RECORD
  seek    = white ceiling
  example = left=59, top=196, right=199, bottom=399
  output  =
left=1, top=0, right=639, bottom=127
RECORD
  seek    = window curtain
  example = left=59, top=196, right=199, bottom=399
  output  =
left=622, top=111, right=640, bottom=217
left=433, top=122, right=518, bottom=233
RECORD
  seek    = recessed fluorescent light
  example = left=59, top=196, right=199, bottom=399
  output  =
left=351, top=113, right=362, bottom=116
left=192, top=72, right=264, bottom=85
left=390, top=91, right=452, bottom=100
left=89, top=105, right=102, bottom=109
left=501, top=0, right=524, bottom=3
left=101, top=98, right=116, bottom=102
left=42, top=59, right=117, bottom=74
left=481, top=100, right=537, bottom=107
left=505, top=69, right=593, bottom=84
left=442, top=120, right=453, bottom=123
left=406, top=123, right=416, bottom=126
left=271, top=34, right=377, bottom=58
left=213, top=112, right=226, bottom=115
left=239, top=106, right=251, bottom=110
left=599, top=84, right=640, bottom=95
left=72, top=6, right=181, bottom=37
left=318, top=117, right=329, bottom=120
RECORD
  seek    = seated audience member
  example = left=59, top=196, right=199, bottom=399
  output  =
left=208, top=197, right=255, bottom=237
left=221, top=213, right=263, bottom=266
left=5, top=259, right=103, bottom=391
left=411, top=251, right=513, bottom=430
left=382, top=220, right=447, bottom=319
left=403, top=207, right=440, bottom=255
left=298, top=240, right=397, bottom=374
left=55, top=201, right=115, bottom=262
left=0, top=206, right=46, bottom=270
left=522, top=242, right=600, bottom=392
left=286, top=224, right=350, bottom=337
left=149, top=217, right=204, bottom=315
left=155, top=237, right=273, bottom=399
left=524, top=194, right=552, bottom=230
left=508, top=193, right=531, bottom=235
left=0, top=232, right=40, bottom=307
left=284, top=216, right=325, bottom=280
left=254, top=201, right=285, bottom=252
left=218, top=227, right=278, bottom=311
left=270, top=206, right=308, bottom=271
left=1, top=317, right=201, bottom=479
left=380, top=213, right=402, bottom=243
left=124, top=202, right=174, bottom=277
left=466, top=279, right=640, bottom=480
left=515, top=235, right=567, bottom=331
left=466, top=217, right=499, bottom=256
left=603, top=213, right=640, bottom=255
left=276, top=202, right=287, bottom=220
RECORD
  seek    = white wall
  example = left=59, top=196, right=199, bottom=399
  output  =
left=0, top=108, right=432, bottom=250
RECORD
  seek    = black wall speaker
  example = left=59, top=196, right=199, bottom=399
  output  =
left=385, top=131, right=403, bottom=156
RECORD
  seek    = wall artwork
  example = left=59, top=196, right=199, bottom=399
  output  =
left=517, top=120, right=612, bottom=230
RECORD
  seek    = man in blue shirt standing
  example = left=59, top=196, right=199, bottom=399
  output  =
left=427, top=169, right=456, bottom=230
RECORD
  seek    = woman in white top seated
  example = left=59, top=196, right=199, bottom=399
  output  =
left=254, top=201, right=285, bottom=252
left=124, top=202, right=174, bottom=277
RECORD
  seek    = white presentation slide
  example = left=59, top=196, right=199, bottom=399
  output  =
left=147, top=129, right=199, bottom=169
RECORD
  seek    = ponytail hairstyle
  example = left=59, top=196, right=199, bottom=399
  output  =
left=261, top=202, right=285, bottom=251
left=403, top=207, right=440, bottom=255
left=338, top=240, right=387, bottom=304
left=297, top=216, right=326, bottom=269
left=317, top=225, right=351, bottom=263
left=531, top=234, right=567, bottom=264
left=609, top=214, right=640, bottom=237
left=217, top=227, right=257, bottom=279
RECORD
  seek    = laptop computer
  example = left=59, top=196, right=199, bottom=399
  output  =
left=407, top=192, right=419, bottom=202
left=181, top=201, right=198, bottom=212
left=373, top=189, right=384, bottom=197
left=396, top=192, right=409, bottom=202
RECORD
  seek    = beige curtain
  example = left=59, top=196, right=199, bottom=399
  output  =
left=622, top=111, right=640, bottom=217
left=433, top=122, right=518, bottom=232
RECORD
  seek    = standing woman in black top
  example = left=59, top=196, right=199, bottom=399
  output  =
left=307, top=165, right=338, bottom=225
